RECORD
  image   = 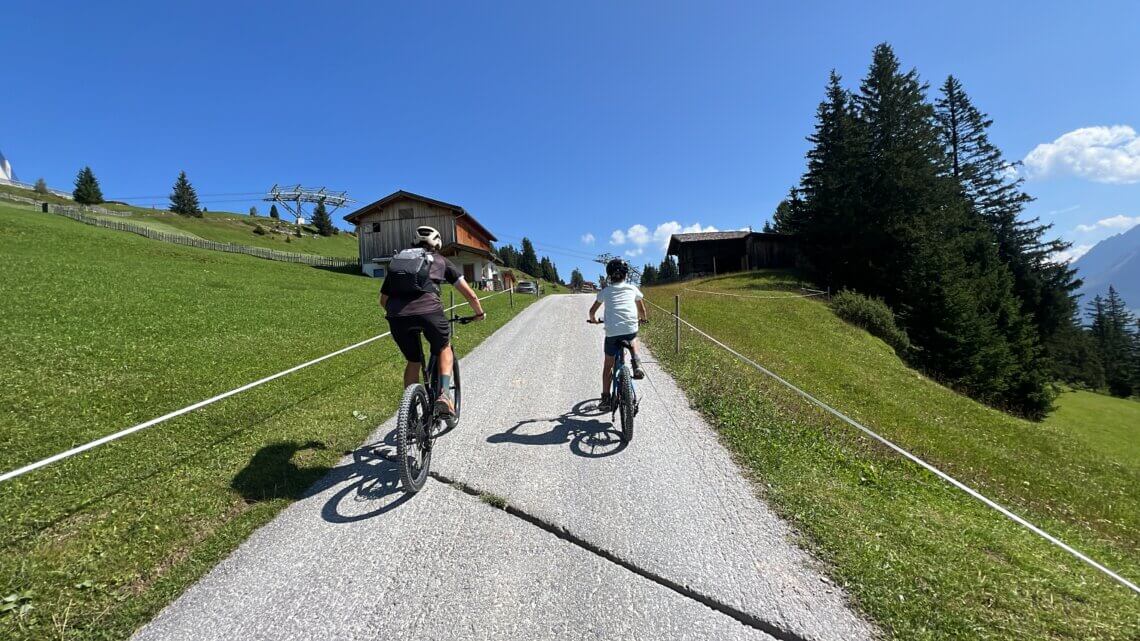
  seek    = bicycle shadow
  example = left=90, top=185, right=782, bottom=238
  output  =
left=306, top=428, right=413, bottom=523
left=486, top=399, right=628, bottom=458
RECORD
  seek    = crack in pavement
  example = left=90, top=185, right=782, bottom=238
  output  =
left=428, top=471, right=809, bottom=641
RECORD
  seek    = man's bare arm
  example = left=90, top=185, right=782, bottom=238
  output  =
left=454, top=278, right=485, bottom=319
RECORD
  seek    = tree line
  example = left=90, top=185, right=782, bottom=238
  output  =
left=69, top=166, right=336, bottom=235
left=496, top=237, right=563, bottom=284
left=772, top=43, right=1087, bottom=417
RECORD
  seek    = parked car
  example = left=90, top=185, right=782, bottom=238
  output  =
left=515, top=281, right=538, bottom=294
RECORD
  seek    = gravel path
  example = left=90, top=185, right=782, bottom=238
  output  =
left=132, top=295, right=874, bottom=641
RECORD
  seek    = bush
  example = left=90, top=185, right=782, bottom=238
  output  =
left=253, top=224, right=267, bottom=235
left=831, top=290, right=911, bottom=353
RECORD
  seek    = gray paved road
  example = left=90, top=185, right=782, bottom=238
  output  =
left=133, top=295, right=874, bottom=641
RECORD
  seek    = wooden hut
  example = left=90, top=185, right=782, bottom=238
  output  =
left=343, top=190, right=502, bottom=287
left=666, top=231, right=797, bottom=278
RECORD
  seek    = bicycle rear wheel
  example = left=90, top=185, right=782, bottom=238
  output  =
left=396, top=384, right=432, bottom=493
left=618, top=366, right=634, bottom=443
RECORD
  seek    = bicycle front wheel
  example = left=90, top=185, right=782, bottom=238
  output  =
left=396, top=384, right=432, bottom=493
left=618, top=366, right=634, bottom=443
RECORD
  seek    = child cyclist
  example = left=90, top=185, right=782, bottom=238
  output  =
left=588, top=258, right=647, bottom=412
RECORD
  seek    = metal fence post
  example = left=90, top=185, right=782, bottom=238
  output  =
left=674, top=294, right=681, bottom=354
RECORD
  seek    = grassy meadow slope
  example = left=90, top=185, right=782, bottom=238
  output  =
left=641, top=272, right=1138, bottom=640
left=0, top=183, right=359, bottom=258
left=0, top=203, right=537, bottom=640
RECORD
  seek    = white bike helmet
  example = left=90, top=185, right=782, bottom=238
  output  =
left=413, top=225, right=443, bottom=251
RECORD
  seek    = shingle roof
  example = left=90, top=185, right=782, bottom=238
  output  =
left=670, top=231, right=751, bottom=243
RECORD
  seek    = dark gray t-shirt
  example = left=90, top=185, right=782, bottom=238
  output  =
left=381, top=252, right=462, bottom=318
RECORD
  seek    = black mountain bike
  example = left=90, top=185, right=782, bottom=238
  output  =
left=588, top=319, right=641, bottom=443
left=395, top=314, right=478, bottom=493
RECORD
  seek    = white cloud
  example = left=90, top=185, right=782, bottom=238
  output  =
left=1073, top=214, right=1140, bottom=233
left=1055, top=244, right=1093, bottom=263
left=580, top=233, right=595, bottom=245
left=610, top=220, right=720, bottom=253
left=1024, top=125, right=1140, bottom=184
left=625, top=247, right=644, bottom=257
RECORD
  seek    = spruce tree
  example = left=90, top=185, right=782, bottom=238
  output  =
left=770, top=198, right=793, bottom=233
left=269, top=204, right=280, bottom=219
left=72, top=166, right=104, bottom=205
left=658, top=255, right=678, bottom=281
left=34, top=178, right=49, bottom=195
left=519, top=238, right=540, bottom=276
left=570, top=268, right=585, bottom=289
left=311, top=199, right=334, bottom=236
left=935, top=75, right=1080, bottom=360
left=640, top=264, right=659, bottom=286
left=792, top=44, right=1050, bottom=415
left=169, top=171, right=201, bottom=217
left=249, top=205, right=258, bottom=217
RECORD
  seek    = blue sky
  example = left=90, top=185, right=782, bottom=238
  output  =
left=3, top=1, right=1138, bottom=280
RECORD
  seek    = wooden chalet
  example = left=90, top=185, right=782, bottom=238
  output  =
left=666, top=231, right=797, bottom=278
left=343, top=190, right=502, bottom=287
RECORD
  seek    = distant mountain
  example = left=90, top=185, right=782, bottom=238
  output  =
left=1073, top=223, right=1140, bottom=313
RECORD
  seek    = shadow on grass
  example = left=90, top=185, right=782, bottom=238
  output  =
left=231, top=440, right=331, bottom=503
left=487, top=399, right=627, bottom=458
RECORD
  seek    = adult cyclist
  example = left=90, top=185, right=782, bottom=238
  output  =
left=380, top=226, right=485, bottom=416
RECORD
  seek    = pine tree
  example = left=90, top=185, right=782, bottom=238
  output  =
left=570, top=268, right=585, bottom=289
left=641, top=264, right=659, bottom=286
left=935, top=75, right=1080, bottom=360
left=168, top=171, right=201, bottom=217
left=1091, top=287, right=1138, bottom=397
left=249, top=205, right=258, bottom=217
left=792, top=44, right=1050, bottom=415
left=658, top=255, right=678, bottom=281
left=311, top=199, right=334, bottom=236
left=770, top=197, right=796, bottom=233
left=269, top=204, right=280, bottom=219
left=72, top=166, right=104, bottom=205
left=519, top=238, right=540, bottom=276
left=34, top=178, right=49, bottom=195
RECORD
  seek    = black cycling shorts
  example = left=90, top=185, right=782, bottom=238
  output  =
left=387, top=312, right=451, bottom=363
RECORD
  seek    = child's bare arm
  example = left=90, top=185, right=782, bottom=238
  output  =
left=636, top=299, right=647, bottom=322
left=588, top=301, right=602, bottom=322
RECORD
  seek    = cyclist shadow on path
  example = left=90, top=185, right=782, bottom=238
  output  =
left=486, top=399, right=627, bottom=458
left=296, top=428, right=412, bottom=523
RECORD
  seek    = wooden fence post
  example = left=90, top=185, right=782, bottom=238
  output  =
left=674, top=294, right=681, bottom=354
left=509, top=286, right=514, bottom=309
left=450, top=291, right=456, bottom=337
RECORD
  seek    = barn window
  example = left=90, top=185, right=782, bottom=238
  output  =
left=399, top=208, right=414, bottom=219
left=371, top=222, right=380, bottom=233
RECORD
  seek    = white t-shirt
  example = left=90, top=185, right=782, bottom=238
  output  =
left=595, top=280, right=643, bottom=337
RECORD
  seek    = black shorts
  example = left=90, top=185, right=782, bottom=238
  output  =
left=387, top=312, right=451, bottom=363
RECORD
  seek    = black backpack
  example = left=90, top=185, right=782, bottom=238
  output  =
left=384, top=248, right=437, bottom=296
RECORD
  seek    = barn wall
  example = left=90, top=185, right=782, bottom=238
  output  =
left=456, top=217, right=492, bottom=252
left=356, top=199, right=457, bottom=262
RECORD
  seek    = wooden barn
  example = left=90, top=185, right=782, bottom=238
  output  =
left=343, top=190, right=502, bottom=286
left=666, top=231, right=797, bottom=278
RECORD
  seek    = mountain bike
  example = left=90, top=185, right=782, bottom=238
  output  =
left=587, top=319, right=641, bottom=443
left=395, top=314, right=478, bottom=493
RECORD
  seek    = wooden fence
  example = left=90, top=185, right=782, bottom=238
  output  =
left=3, top=193, right=360, bottom=269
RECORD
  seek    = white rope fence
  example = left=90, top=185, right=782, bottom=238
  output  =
left=0, top=289, right=511, bottom=485
left=645, top=296, right=1140, bottom=596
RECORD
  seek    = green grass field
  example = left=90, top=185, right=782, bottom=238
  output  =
left=0, top=183, right=360, bottom=258
left=0, top=203, right=538, bottom=640
left=1045, top=389, right=1140, bottom=463
left=641, top=272, right=1139, bottom=640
